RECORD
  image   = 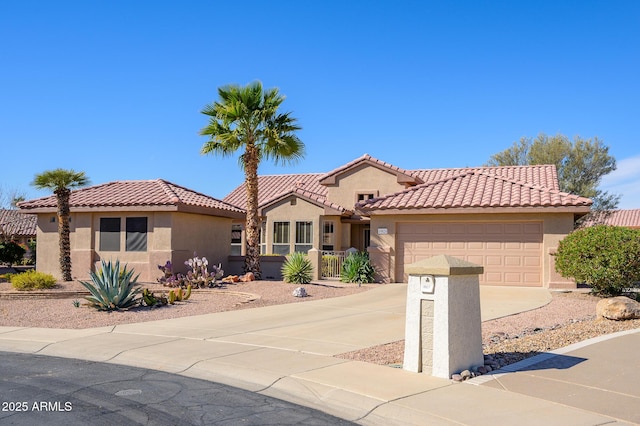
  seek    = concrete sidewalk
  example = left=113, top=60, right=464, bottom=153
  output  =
left=0, top=284, right=637, bottom=425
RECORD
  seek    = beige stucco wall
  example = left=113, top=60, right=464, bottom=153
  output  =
left=35, top=213, right=68, bottom=280
left=368, top=212, right=576, bottom=288
left=261, top=196, right=324, bottom=254
left=325, top=164, right=406, bottom=209
left=170, top=212, right=233, bottom=278
left=35, top=210, right=233, bottom=283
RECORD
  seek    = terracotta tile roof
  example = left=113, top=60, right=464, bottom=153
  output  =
left=18, top=180, right=244, bottom=216
left=413, top=164, right=560, bottom=190
left=223, top=173, right=327, bottom=210
left=260, top=187, right=351, bottom=214
left=586, top=209, right=640, bottom=228
left=223, top=156, right=564, bottom=213
left=356, top=171, right=592, bottom=212
left=0, top=209, right=36, bottom=237
left=319, top=154, right=423, bottom=185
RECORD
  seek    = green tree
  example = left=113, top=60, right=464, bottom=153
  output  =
left=31, top=169, right=89, bottom=281
left=200, top=81, right=304, bottom=278
left=487, top=133, right=619, bottom=222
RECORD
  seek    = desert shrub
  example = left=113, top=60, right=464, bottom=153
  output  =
left=80, top=260, right=141, bottom=310
left=0, top=241, right=26, bottom=266
left=555, top=225, right=640, bottom=296
left=157, top=255, right=223, bottom=288
left=10, top=270, right=57, bottom=290
left=340, top=251, right=375, bottom=285
left=282, top=252, right=313, bottom=284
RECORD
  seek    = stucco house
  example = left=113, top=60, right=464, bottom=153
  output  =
left=18, top=179, right=244, bottom=282
left=224, top=154, right=592, bottom=288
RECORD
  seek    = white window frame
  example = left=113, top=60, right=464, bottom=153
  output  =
left=322, top=220, right=335, bottom=251
left=272, top=221, right=290, bottom=255
left=295, top=221, right=313, bottom=253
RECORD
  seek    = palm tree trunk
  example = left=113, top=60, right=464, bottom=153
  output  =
left=244, top=143, right=261, bottom=279
left=55, top=188, right=73, bottom=281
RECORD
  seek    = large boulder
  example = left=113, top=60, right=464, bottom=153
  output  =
left=596, top=296, right=640, bottom=320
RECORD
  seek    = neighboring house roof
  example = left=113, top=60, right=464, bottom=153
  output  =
left=223, top=154, right=569, bottom=213
left=0, top=209, right=36, bottom=237
left=18, top=179, right=245, bottom=218
left=585, top=209, right=640, bottom=228
left=356, top=171, right=592, bottom=213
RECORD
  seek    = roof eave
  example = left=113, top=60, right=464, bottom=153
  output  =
left=319, top=158, right=422, bottom=186
left=359, top=205, right=593, bottom=216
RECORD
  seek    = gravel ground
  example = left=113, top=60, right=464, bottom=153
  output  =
left=1, top=280, right=638, bottom=371
left=0, top=279, right=371, bottom=329
left=336, top=291, right=640, bottom=368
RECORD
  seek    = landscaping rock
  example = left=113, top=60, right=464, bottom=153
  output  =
left=221, top=275, right=240, bottom=284
left=292, top=287, right=308, bottom=298
left=596, top=296, right=640, bottom=320
left=239, top=272, right=255, bottom=282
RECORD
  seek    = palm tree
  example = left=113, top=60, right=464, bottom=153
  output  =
left=200, top=81, right=304, bottom=278
left=32, top=169, right=89, bottom=281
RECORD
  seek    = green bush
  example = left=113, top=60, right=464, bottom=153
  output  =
left=80, top=260, right=141, bottom=311
left=0, top=241, right=26, bottom=266
left=281, top=252, right=313, bottom=284
left=340, top=251, right=375, bottom=285
left=10, top=270, right=57, bottom=290
left=555, top=225, right=640, bottom=296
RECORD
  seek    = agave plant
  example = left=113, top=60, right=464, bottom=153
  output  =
left=282, top=251, right=313, bottom=284
left=340, top=251, right=375, bottom=286
left=80, top=260, right=141, bottom=311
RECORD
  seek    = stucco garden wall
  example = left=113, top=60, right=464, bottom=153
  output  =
left=169, top=212, right=233, bottom=278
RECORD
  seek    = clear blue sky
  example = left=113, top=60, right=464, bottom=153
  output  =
left=2, top=0, right=639, bottom=208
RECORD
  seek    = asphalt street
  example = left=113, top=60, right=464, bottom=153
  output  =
left=0, top=351, right=355, bottom=425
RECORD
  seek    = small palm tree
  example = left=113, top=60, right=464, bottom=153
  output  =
left=200, top=81, right=304, bottom=278
left=32, top=169, right=89, bottom=281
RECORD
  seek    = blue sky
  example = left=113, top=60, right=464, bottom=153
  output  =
left=2, top=1, right=639, bottom=208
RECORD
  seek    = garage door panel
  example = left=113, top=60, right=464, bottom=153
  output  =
left=524, top=223, right=542, bottom=234
left=504, top=256, right=521, bottom=266
left=504, top=223, right=523, bottom=234
left=524, top=256, right=540, bottom=267
left=486, top=256, right=503, bottom=266
left=397, top=222, right=543, bottom=287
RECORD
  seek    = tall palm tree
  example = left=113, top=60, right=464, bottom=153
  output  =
left=200, top=81, right=304, bottom=278
left=32, top=169, right=89, bottom=281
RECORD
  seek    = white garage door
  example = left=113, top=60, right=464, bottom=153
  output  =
left=396, top=222, right=543, bottom=286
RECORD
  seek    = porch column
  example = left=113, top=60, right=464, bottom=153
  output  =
left=307, top=248, right=322, bottom=281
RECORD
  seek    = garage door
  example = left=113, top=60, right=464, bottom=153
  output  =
left=396, top=222, right=543, bottom=286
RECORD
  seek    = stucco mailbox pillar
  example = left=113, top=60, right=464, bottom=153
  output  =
left=403, top=255, right=484, bottom=379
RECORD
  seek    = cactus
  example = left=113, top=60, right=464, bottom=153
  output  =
left=142, top=288, right=157, bottom=306
left=168, top=290, right=176, bottom=304
left=184, top=285, right=192, bottom=300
